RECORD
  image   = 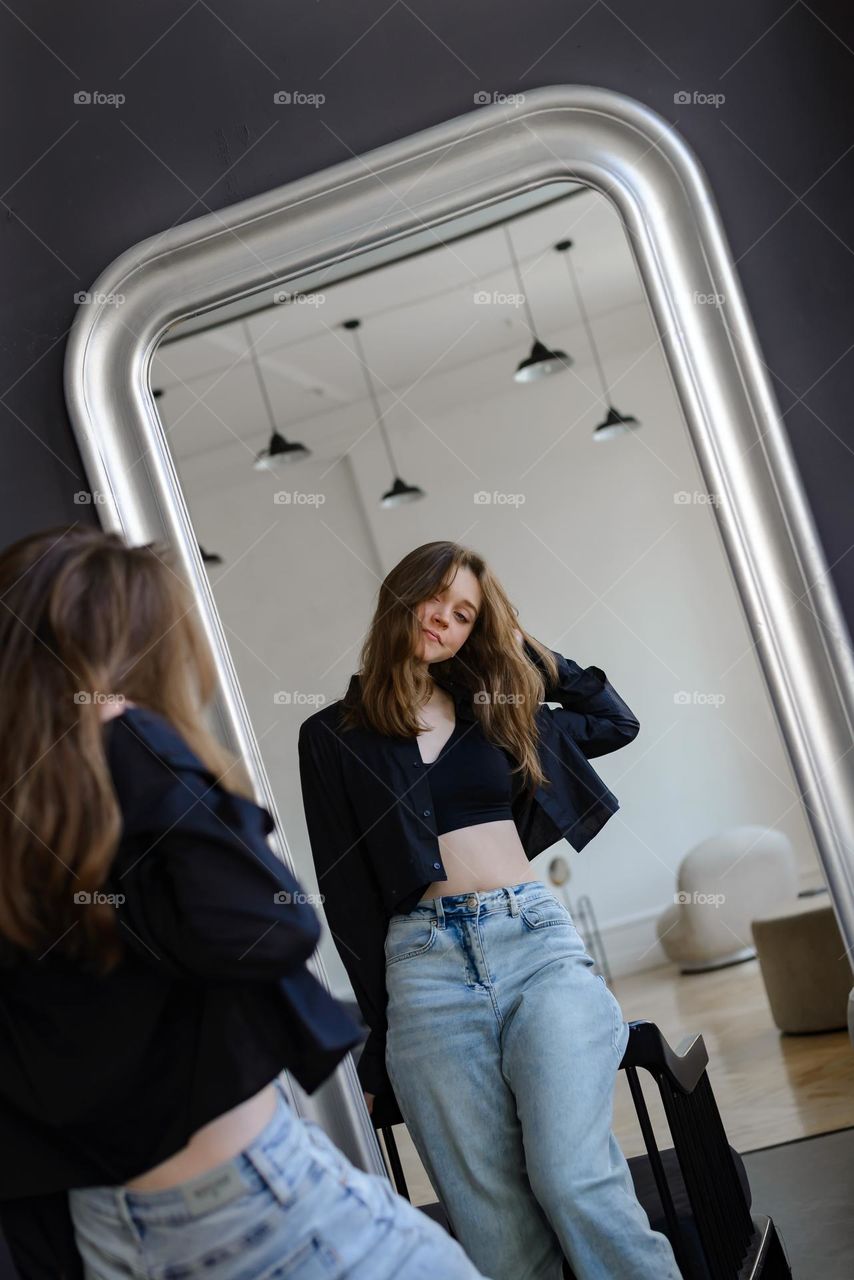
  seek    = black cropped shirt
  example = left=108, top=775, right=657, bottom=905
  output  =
left=298, top=641, right=640, bottom=1104
left=0, top=706, right=363, bottom=1280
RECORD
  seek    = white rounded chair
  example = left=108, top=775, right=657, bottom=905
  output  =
left=656, top=825, right=798, bottom=973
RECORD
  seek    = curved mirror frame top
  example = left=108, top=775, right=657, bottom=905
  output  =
left=65, top=85, right=854, bottom=1170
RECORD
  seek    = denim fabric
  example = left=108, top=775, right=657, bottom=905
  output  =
left=384, top=880, right=683, bottom=1280
left=68, top=1078, right=488, bottom=1279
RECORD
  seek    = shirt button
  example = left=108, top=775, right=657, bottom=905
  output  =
left=432, top=862, right=441, bottom=870
left=423, top=809, right=431, bottom=817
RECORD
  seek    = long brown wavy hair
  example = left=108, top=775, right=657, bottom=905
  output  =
left=0, top=525, right=255, bottom=974
left=340, top=541, right=560, bottom=795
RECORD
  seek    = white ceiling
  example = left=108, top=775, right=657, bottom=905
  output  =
left=152, top=183, right=650, bottom=465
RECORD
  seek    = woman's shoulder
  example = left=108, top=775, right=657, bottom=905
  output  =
left=104, top=705, right=214, bottom=777
left=298, top=696, right=347, bottom=743
left=105, top=706, right=274, bottom=841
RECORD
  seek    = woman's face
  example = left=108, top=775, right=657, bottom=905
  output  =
left=414, top=566, right=482, bottom=663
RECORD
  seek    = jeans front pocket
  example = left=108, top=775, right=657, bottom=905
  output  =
left=384, top=916, right=438, bottom=967
left=518, top=894, right=577, bottom=933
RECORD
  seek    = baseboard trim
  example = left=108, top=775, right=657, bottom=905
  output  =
left=575, top=904, right=669, bottom=978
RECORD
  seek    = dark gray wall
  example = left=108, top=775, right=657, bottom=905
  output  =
left=2, top=1, right=853, bottom=626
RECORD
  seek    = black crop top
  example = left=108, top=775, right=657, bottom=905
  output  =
left=422, top=717, right=517, bottom=836
left=0, top=706, right=362, bottom=1280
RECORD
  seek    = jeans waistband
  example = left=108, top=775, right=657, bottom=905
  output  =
left=70, top=1078, right=297, bottom=1226
left=403, top=879, right=551, bottom=924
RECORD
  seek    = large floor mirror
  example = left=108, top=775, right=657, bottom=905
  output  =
left=65, top=85, right=854, bottom=1189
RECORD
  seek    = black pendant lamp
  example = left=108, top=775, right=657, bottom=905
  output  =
left=244, top=320, right=311, bottom=471
left=343, top=319, right=425, bottom=508
left=504, top=225, right=572, bottom=383
left=554, top=239, right=640, bottom=441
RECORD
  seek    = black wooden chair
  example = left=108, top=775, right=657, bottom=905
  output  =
left=363, top=1020, right=793, bottom=1280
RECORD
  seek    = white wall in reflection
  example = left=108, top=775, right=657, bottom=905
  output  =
left=152, top=185, right=821, bottom=999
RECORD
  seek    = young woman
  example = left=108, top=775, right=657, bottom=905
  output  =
left=0, top=526, right=488, bottom=1280
left=299, top=541, right=683, bottom=1280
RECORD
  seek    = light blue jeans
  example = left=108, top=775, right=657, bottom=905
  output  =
left=384, top=880, right=683, bottom=1280
left=68, top=1076, right=489, bottom=1279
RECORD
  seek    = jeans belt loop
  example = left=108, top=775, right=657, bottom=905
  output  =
left=433, top=895, right=445, bottom=927
left=115, top=1187, right=146, bottom=1251
left=505, top=886, right=520, bottom=917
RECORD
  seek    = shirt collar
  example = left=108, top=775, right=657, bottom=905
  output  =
left=428, top=667, right=478, bottom=722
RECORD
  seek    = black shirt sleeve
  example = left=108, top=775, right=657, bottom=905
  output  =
left=298, top=716, right=391, bottom=1099
left=113, top=768, right=323, bottom=982
left=525, top=641, right=640, bottom=758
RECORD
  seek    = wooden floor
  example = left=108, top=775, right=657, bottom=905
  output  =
left=384, top=957, right=854, bottom=1207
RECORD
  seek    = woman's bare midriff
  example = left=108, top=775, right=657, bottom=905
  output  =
left=419, top=818, right=540, bottom=900
left=123, top=1081, right=279, bottom=1191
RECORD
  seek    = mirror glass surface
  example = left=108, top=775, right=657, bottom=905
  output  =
left=149, top=180, right=827, bottom=1184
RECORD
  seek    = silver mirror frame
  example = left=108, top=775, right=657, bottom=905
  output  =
left=65, top=85, right=854, bottom=1167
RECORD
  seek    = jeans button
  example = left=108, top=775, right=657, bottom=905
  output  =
left=467, top=894, right=478, bottom=908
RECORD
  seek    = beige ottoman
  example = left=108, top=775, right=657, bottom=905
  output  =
left=751, top=897, right=853, bottom=1033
